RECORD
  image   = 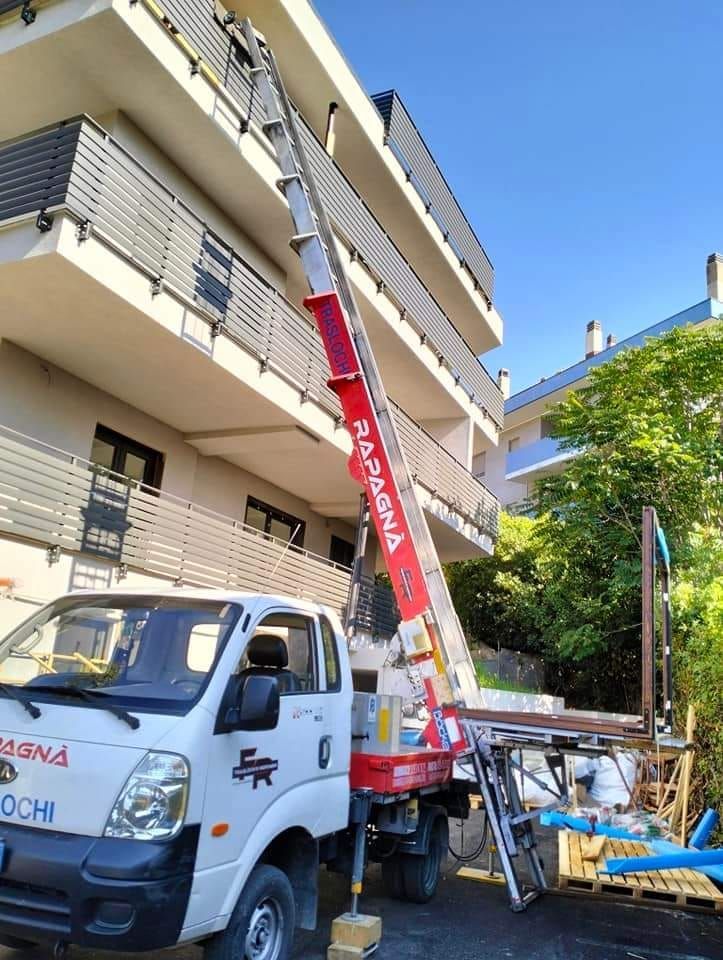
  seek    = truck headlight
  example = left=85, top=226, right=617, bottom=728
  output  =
left=105, top=752, right=189, bottom=840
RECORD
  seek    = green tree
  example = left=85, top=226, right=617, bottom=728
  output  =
left=671, top=527, right=723, bottom=821
left=446, top=323, right=722, bottom=810
left=533, top=325, right=722, bottom=705
left=445, top=513, right=547, bottom=655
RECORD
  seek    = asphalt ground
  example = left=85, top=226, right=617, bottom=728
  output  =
left=3, top=815, right=720, bottom=960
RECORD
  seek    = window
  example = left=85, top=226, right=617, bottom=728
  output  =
left=90, top=425, right=164, bottom=488
left=245, top=496, right=305, bottom=547
left=246, top=612, right=318, bottom=694
left=0, top=596, right=241, bottom=713
left=507, top=437, right=520, bottom=453
left=320, top=616, right=341, bottom=692
left=187, top=623, right=224, bottom=673
left=540, top=417, right=555, bottom=439
left=329, top=535, right=355, bottom=568
left=476, top=451, right=486, bottom=477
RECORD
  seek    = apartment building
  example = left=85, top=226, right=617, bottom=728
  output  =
left=0, top=0, right=503, bottom=644
left=476, top=253, right=723, bottom=508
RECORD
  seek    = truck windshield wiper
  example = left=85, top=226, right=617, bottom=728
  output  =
left=0, top=682, right=41, bottom=719
left=24, top=684, right=139, bottom=729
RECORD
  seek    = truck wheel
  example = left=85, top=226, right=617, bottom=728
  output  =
left=205, top=864, right=295, bottom=960
left=399, top=818, right=444, bottom=904
left=381, top=855, right=405, bottom=899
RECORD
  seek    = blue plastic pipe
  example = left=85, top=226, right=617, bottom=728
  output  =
left=656, top=526, right=671, bottom=570
left=690, top=809, right=719, bottom=849
left=540, top=810, right=642, bottom=841
left=605, top=848, right=723, bottom=875
left=650, top=839, right=723, bottom=885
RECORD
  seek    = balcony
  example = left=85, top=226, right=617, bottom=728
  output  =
left=372, top=90, right=494, bottom=303
left=0, top=118, right=499, bottom=555
left=0, top=423, right=405, bottom=638
left=0, top=423, right=349, bottom=604
left=0, top=0, right=503, bottom=437
left=505, top=436, right=576, bottom=482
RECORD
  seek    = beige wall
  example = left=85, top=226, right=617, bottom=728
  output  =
left=0, top=340, right=355, bottom=557
left=419, top=416, right=473, bottom=468
left=0, top=339, right=197, bottom=499
left=189, top=452, right=355, bottom=557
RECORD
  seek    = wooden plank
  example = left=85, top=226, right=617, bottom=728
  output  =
left=456, top=867, right=506, bottom=885
left=581, top=835, right=606, bottom=862
left=558, top=831, right=571, bottom=877
left=606, top=840, right=628, bottom=888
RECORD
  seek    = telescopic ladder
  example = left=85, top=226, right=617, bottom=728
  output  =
left=228, top=14, right=547, bottom=909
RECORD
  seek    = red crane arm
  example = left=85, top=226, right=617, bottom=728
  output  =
left=305, top=291, right=465, bottom=753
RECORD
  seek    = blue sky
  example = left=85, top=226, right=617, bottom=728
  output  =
left=314, top=0, right=723, bottom=393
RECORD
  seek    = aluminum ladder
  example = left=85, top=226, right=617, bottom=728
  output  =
left=461, top=720, right=550, bottom=910
left=230, top=15, right=547, bottom=911
left=232, top=15, right=481, bottom=710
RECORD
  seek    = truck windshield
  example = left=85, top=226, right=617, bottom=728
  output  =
left=0, top=595, right=242, bottom=714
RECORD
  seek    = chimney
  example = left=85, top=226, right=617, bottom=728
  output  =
left=606, top=333, right=617, bottom=348
left=585, top=320, right=602, bottom=358
left=497, top=368, right=510, bottom=399
left=707, top=252, right=723, bottom=301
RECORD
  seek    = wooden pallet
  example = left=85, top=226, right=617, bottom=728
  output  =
left=558, top=831, right=723, bottom=913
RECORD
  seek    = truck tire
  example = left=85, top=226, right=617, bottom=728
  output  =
left=205, top=864, right=295, bottom=960
left=399, top=817, right=445, bottom=904
left=381, top=854, right=405, bottom=899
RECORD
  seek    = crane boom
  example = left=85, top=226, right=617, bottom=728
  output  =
left=233, top=16, right=486, bottom=751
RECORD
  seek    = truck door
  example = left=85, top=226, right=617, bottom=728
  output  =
left=197, top=607, right=348, bottom=874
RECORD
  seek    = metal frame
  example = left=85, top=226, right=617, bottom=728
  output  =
left=462, top=507, right=670, bottom=743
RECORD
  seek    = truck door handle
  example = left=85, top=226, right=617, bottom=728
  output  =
left=319, top=735, right=332, bottom=769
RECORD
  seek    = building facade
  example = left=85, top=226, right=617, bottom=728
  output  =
left=0, top=0, right=503, bottom=640
left=475, top=254, right=722, bottom=509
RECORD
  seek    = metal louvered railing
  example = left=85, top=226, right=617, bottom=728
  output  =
left=0, top=117, right=499, bottom=541
left=0, top=423, right=351, bottom=607
left=0, top=424, right=404, bottom=637
left=372, top=89, right=494, bottom=300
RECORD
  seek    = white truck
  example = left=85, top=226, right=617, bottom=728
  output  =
left=0, top=588, right=467, bottom=959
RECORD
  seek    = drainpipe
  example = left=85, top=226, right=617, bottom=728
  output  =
left=325, top=101, right=339, bottom=157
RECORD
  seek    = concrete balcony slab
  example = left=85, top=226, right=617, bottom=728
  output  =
left=505, top=436, right=576, bottom=482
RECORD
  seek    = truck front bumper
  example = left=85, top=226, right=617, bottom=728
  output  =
left=0, top=821, right=199, bottom=951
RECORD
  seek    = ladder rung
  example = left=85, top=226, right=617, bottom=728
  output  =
left=276, top=173, right=301, bottom=188
left=262, top=118, right=285, bottom=131
left=290, top=231, right=320, bottom=251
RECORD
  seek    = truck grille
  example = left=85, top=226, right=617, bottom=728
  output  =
left=0, top=878, right=71, bottom=936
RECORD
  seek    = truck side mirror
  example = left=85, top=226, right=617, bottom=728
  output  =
left=225, top=674, right=280, bottom=731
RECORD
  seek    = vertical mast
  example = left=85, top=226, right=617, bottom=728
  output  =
left=235, top=17, right=484, bottom=749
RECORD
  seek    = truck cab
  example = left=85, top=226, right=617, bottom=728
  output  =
left=0, top=588, right=353, bottom=955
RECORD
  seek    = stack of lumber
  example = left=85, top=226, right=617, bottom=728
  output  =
left=657, top=706, right=697, bottom=844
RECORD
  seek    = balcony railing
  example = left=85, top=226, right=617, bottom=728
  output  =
left=0, top=118, right=499, bottom=542
left=354, top=576, right=400, bottom=640
left=372, top=90, right=494, bottom=301
left=393, top=402, right=499, bottom=537
left=60, top=0, right=501, bottom=427
left=0, top=423, right=351, bottom=606
left=506, top=436, right=574, bottom=479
